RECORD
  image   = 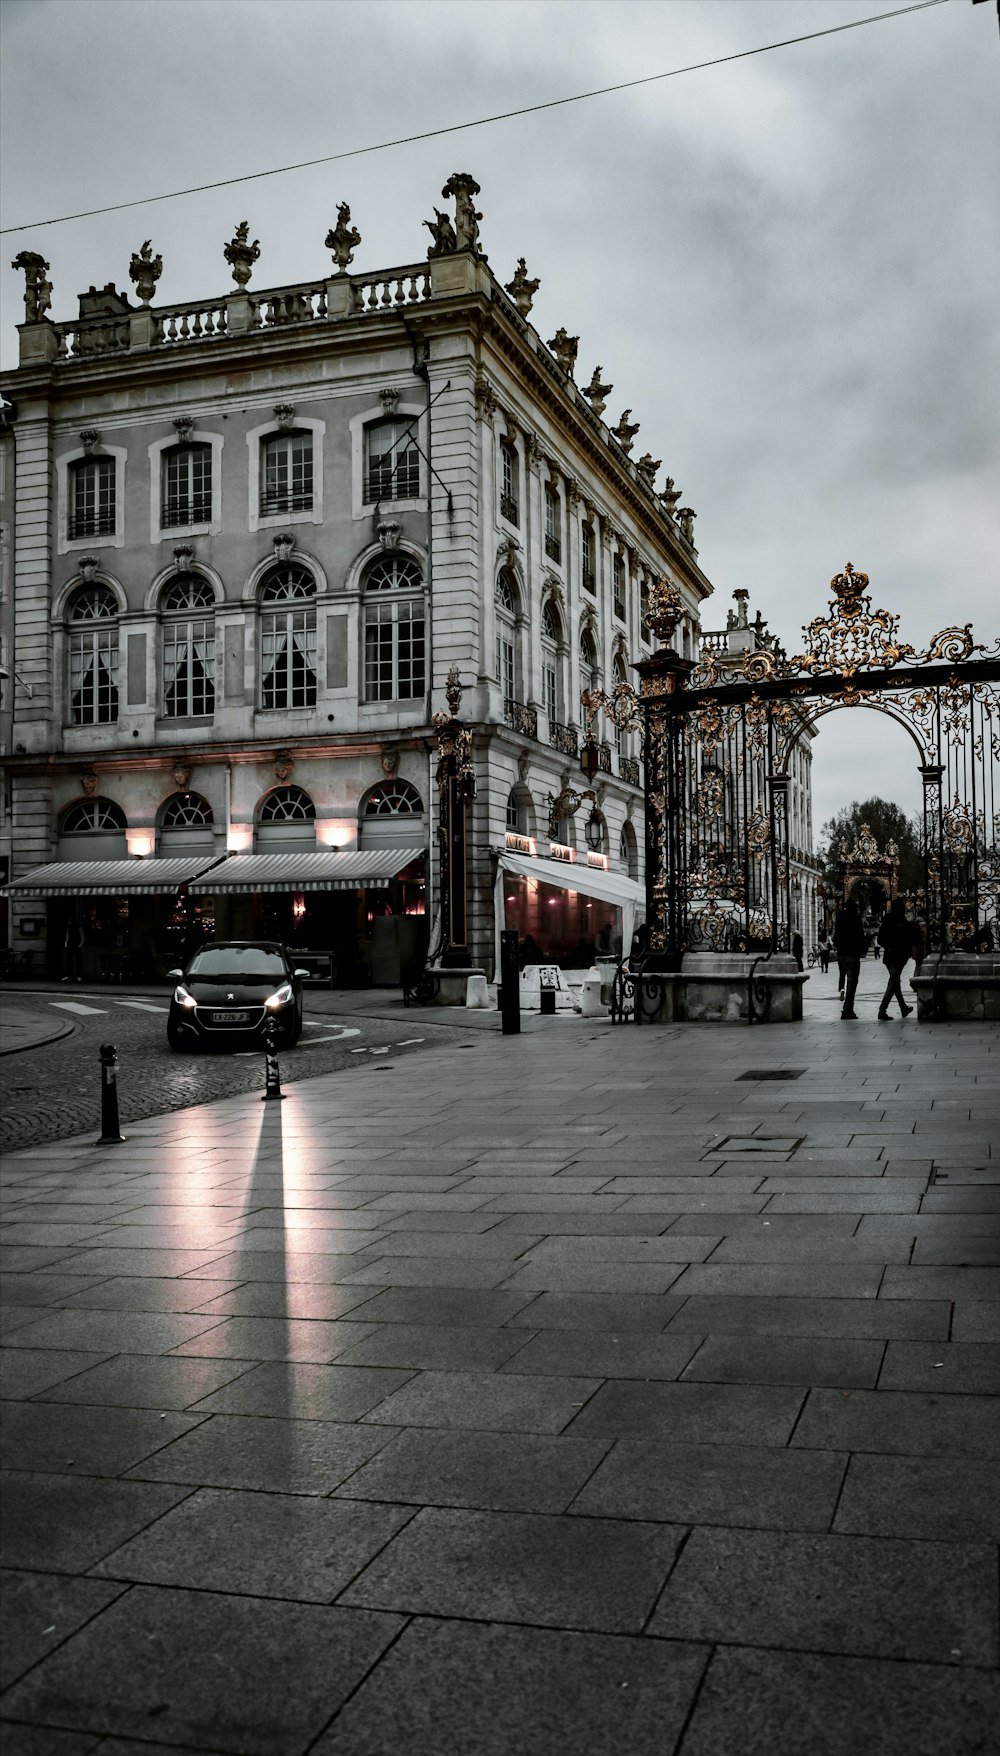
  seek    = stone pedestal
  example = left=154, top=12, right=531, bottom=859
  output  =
left=911, top=954, right=1000, bottom=1021
left=634, top=954, right=808, bottom=1024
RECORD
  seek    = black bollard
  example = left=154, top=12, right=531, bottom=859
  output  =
left=262, top=1019, right=285, bottom=1101
left=499, top=929, right=520, bottom=1036
left=97, top=1042, right=125, bottom=1145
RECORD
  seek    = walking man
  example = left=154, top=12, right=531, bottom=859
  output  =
left=877, top=896, right=914, bottom=1020
left=833, top=899, right=866, bottom=1019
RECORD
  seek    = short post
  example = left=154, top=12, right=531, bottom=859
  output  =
left=499, top=929, right=520, bottom=1036
left=262, top=1019, right=285, bottom=1101
left=97, top=1042, right=125, bottom=1145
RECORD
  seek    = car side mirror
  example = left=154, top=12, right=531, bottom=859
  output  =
left=166, top=968, right=183, bottom=980
left=293, top=969, right=310, bottom=981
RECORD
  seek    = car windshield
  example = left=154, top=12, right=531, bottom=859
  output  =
left=187, top=948, right=287, bottom=982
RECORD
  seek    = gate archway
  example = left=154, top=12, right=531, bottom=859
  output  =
left=588, top=563, right=1000, bottom=975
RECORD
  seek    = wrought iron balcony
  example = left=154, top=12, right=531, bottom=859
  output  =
left=504, top=697, right=537, bottom=738
left=544, top=533, right=562, bottom=563
left=549, top=720, right=579, bottom=756
left=620, top=755, right=640, bottom=787
left=500, top=494, right=519, bottom=526
left=582, top=568, right=596, bottom=595
left=597, top=742, right=613, bottom=774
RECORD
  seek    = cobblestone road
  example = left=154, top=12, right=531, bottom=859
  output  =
left=0, top=992, right=460, bottom=1151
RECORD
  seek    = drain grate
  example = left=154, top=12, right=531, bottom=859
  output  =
left=737, top=1069, right=805, bottom=1081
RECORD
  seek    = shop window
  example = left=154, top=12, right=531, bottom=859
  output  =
left=68, top=585, right=119, bottom=725
left=259, top=565, right=317, bottom=710
left=363, top=556, right=425, bottom=702
left=161, top=574, right=215, bottom=719
left=364, top=419, right=420, bottom=504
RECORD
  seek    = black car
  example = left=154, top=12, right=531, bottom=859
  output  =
left=166, top=941, right=307, bottom=1051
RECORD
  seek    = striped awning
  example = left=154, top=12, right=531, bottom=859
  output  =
left=3, top=856, right=226, bottom=898
left=188, top=849, right=425, bottom=894
left=499, top=850, right=645, bottom=911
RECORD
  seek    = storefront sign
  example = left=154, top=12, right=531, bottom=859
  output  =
left=505, top=832, right=536, bottom=855
left=549, top=842, right=576, bottom=863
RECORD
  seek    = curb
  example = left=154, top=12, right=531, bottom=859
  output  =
left=0, top=1016, right=76, bottom=1057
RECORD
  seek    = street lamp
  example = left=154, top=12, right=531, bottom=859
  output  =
left=584, top=808, right=603, bottom=853
left=580, top=735, right=600, bottom=784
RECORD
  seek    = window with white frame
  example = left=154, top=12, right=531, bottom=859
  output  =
left=495, top=572, right=517, bottom=703
left=581, top=522, right=596, bottom=594
left=260, top=431, right=313, bottom=516
left=60, top=797, right=127, bottom=834
left=363, top=556, right=425, bottom=702
left=161, top=791, right=213, bottom=828
left=68, top=585, right=119, bottom=725
left=541, top=599, right=561, bottom=725
left=619, top=821, right=639, bottom=880
left=544, top=486, right=561, bottom=562
left=499, top=440, right=519, bottom=526
left=161, top=444, right=213, bottom=530
left=364, top=420, right=420, bottom=504
left=161, top=575, right=215, bottom=719
left=364, top=779, right=422, bottom=816
left=579, top=627, right=598, bottom=705
left=68, top=458, right=115, bottom=540
left=613, top=553, right=626, bottom=621
left=259, top=786, right=316, bottom=823
left=259, top=565, right=317, bottom=710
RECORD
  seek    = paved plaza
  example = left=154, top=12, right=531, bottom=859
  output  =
left=1, top=973, right=998, bottom=1754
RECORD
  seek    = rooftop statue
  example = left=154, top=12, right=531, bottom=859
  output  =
left=128, top=240, right=162, bottom=305
left=12, top=251, right=52, bottom=323
left=547, top=327, right=579, bottom=377
left=442, top=172, right=484, bottom=255
left=504, top=257, right=539, bottom=317
left=224, top=221, right=260, bottom=288
left=582, top=366, right=612, bottom=418
left=425, top=206, right=457, bottom=257
left=659, top=476, right=682, bottom=515
left=325, top=203, right=362, bottom=274
left=636, top=453, right=661, bottom=487
left=611, top=409, right=640, bottom=454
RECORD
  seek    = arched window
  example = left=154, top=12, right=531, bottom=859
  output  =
left=364, top=420, right=420, bottom=504
left=541, top=599, right=562, bottom=726
left=68, top=585, right=119, bottom=725
left=506, top=786, right=533, bottom=837
left=161, top=792, right=213, bottom=828
left=259, top=565, right=317, bottom=710
left=68, top=457, right=115, bottom=539
left=60, top=797, right=127, bottom=834
left=495, top=571, right=519, bottom=704
left=363, top=556, right=425, bottom=702
left=259, top=786, right=316, bottom=823
left=161, top=574, right=216, bottom=719
left=161, top=444, right=213, bottom=529
left=619, top=821, right=639, bottom=880
left=260, top=431, right=313, bottom=516
left=364, top=780, right=422, bottom=816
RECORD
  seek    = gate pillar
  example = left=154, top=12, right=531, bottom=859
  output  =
left=634, top=582, right=695, bottom=967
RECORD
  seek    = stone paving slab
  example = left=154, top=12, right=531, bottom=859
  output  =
left=2, top=1008, right=998, bottom=1753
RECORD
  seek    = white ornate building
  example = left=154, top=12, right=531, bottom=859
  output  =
left=1, top=177, right=716, bottom=982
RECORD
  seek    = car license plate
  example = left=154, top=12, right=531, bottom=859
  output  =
left=213, top=1010, right=249, bottom=1024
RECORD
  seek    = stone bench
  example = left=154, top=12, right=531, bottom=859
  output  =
left=910, top=953, right=1000, bottom=1021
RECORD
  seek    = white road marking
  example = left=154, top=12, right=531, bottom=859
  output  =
left=114, top=1000, right=169, bottom=1014
left=369, top=1046, right=390, bottom=1055
left=396, top=1038, right=426, bottom=1046
left=50, top=1001, right=107, bottom=1016
left=350, top=1047, right=367, bottom=1054
left=301, top=1026, right=361, bottom=1042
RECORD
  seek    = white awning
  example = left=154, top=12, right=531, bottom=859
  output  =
left=188, top=849, right=425, bottom=894
left=3, top=856, right=226, bottom=898
left=499, top=850, right=644, bottom=911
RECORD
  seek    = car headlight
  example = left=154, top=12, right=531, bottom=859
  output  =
left=173, top=984, right=197, bottom=1009
left=264, top=982, right=294, bottom=1010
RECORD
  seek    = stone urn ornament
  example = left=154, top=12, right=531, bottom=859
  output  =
left=504, top=258, right=540, bottom=317
left=128, top=240, right=162, bottom=305
left=325, top=203, right=361, bottom=274
left=582, top=366, right=612, bottom=417
left=224, top=221, right=260, bottom=288
left=611, top=410, right=640, bottom=455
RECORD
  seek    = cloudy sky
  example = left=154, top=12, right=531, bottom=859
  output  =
left=2, top=0, right=997, bottom=838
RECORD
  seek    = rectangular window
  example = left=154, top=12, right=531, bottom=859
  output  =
left=582, top=524, right=596, bottom=594
left=69, top=626, right=118, bottom=724
left=613, top=554, right=626, bottom=621
left=364, top=600, right=425, bottom=701
left=69, top=458, right=115, bottom=539
left=364, top=421, right=420, bottom=504
left=543, top=662, right=557, bottom=724
left=500, top=442, right=519, bottom=526
left=260, top=608, right=317, bottom=708
left=496, top=630, right=515, bottom=701
left=163, top=446, right=213, bottom=529
left=163, top=618, right=215, bottom=717
left=544, top=488, right=561, bottom=563
left=261, top=433, right=313, bottom=516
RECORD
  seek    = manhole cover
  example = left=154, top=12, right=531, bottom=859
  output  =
left=737, top=1070, right=805, bottom=1081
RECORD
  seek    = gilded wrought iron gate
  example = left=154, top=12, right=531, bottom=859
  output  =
left=588, top=564, right=1000, bottom=980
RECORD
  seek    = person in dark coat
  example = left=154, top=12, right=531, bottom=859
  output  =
left=791, top=930, right=804, bottom=972
left=877, top=897, right=914, bottom=1019
left=833, top=900, right=867, bottom=1019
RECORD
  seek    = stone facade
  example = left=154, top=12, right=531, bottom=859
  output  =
left=1, top=179, right=716, bottom=980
